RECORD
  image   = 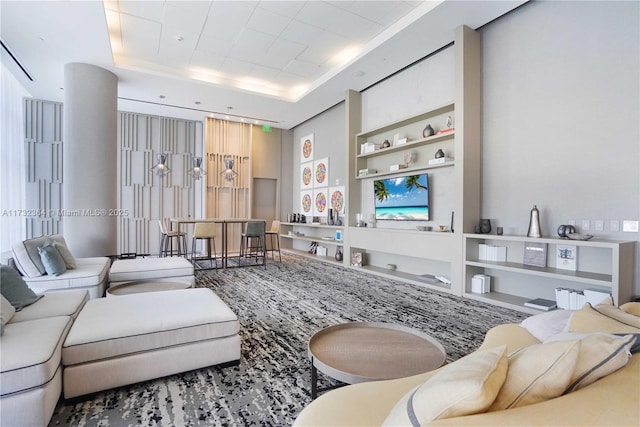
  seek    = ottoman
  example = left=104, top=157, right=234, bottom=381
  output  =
left=61, top=288, right=240, bottom=398
left=109, top=257, right=195, bottom=287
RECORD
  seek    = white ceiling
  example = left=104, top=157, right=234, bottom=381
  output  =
left=1, top=0, right=525, bottom=129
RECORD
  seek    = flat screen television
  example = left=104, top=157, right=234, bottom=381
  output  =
left=374, top=173, right=429, bottom=221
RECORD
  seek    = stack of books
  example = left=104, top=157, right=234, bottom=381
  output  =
left=471, top=274, right=491, bottom=293
left=478, top=244, right=507, bottom=262
left=555, top=287, right=610, bottom=309
left=524, top=298, right=557, bottom=311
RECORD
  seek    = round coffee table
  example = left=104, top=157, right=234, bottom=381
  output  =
left=106, top=280, right=193, bottom=296
left=308, top=322, right=446, bottom=398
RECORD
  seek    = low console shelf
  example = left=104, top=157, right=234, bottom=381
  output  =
left=463, top=233, right=634, bottom=314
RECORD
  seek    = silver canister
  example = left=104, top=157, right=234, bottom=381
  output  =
left=527, top=205, right=542, bottom=238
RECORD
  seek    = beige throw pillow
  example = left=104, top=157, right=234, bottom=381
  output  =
left=53, top=241, right=76, bottom=269
left=620, top=302, right=640, bottom=317
left=383, top=345, right=508, bottom=426
left=569, top=303, right=640, bottom=334
left=488, top=340, right=580, bottom=411
left=546, top=332, right=634, bottom=392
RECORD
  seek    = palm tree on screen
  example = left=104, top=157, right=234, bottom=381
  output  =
left=404, top=175, right=427, bottom=192
left=374, top=180, right=390, bottom=202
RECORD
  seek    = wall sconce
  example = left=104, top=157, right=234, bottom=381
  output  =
left=221, top=155, right=238, bottom=182
left=151, top=153, right=171, bottom=176
left=190, top=157, right=207, bottom=180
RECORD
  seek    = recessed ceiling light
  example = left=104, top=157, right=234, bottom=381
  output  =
left=175, top=35, right=184, bottom=42
left=159, top=95, right=165, bottom=99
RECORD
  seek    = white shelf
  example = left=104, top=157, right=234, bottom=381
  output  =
left=463, top=233, right=634, bottom=312
left=350, top=264, right=451, bottom=292
left=355, top=161, right=454, bottom=180
left=280, top=234, right=343, bottom=246
left=356, top=132, right=455, bottom=159
left=356, top=102, right=455, bottom=138
left=281, top=248, right=342, bottom=265
left=280, top=222, right=343, bottom=229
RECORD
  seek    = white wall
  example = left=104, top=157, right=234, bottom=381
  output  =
left=480, top=0, right=639, bottom=293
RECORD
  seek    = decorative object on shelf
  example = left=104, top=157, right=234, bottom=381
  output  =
left=450, top=211, right=454, bottom=233
left=361, top=142, right=379, bottom=154
left=221, top=155, right=238, bottom=182
left=471, top=274, right=491, bottom=293
left=316, top=246, right=328, bottom=257
left=335, top=230, right=342, bottom=241
left=435, top=149, right=445, bottom=158
left=422, top=123, right=435, bottom=137
left=355, top=213, right=365, bottom=227
left=566, top=233, right=594, bottom=241
left=313, top=158, right=329, bottom=187
left=403, top=150, right=417, bottom=167
left=381, top=139, right=391, bottom=148
left=523, top=242, right=548, bottom=267
left=350, top=251, right=363, bottom=267
left=189, top=157, right=206, bottom=180
left=386, top=264, right=397, bottom=271
left=474, top=219, right=492, bottom=234
left=416, top=226, right=427, bottom=231
left=439, top=225, right=447, bottom=231
left=557, top=224, right=576, bottom=238
left=151, top=153, right=171, bottom=176
left=358, top=168, right=377, bottom=176
left=367, top=213, right=376, bottom=228
left=312, top=216, right=320, bottom=223
left=335, top=246, right=343, bottom=261
left=446, top=115, right=454, bottom=129
left=308, top=241, right=318, bottom=254
left=527, top=205, right=542, bottom=237
left=301, top=133, right=314, bottom=161
left=327, top=208, right=335, bottom=225
left=496, top=227, right=504, bottom=236
left=556, top=244, right=577, bottom=271
left=389, top=164, right=407, bottom=171
left=478, top=244, right=506, bottom=262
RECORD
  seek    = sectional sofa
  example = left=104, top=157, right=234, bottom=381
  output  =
left=294, top=301, right=640, bottom=426
left=10, top=234, right=109, bottom=299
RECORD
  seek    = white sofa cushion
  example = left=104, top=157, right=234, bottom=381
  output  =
left=1, top=295, right=16, bottom=332
left=22, top=257, right=109, bottom=293
left=11, top=235, right=67, bottom=278
left=109, top=257, right=194, bottom=282
left=62, top=289, right=239, bottom=366
left=0, top=316, right=72, bottom=396
left=10, top=290, right=89, bottom=324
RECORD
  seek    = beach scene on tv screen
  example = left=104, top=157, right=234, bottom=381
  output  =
left=374, top=174, right=429, bottom=221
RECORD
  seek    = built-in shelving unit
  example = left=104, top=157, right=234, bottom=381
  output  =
left=463, top=233, right=635, bottom=314
left=279, top=222, right=344, bottom=265
left=343, top=26, right=482, bottom=295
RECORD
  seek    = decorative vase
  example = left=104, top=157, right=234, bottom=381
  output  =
left=422, top=124, right=435, bottom=137
left=480, top=219, right=492, bottom=234
left=335, top=247, right=343, bottom=261
left=527, top=205, right=542, bottom=238
left=435, top=149, right=445, bottom=159
left=382, top=139, right=391, bottom=148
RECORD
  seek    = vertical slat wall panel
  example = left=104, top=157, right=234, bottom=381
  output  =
left=204, top=118, right=252, bottom=254
left=23, top=99, right=63, bottom=238
left=117, top=112, right=200, bottom=255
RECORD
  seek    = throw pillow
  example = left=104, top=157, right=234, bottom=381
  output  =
left=0, top=265, right=43, bottom=310
left=520, top=309, right=575, bottom=341
left=382, top=345, right=508, bottom=426
left=38, top=242, right=67, bottom=276
left=53, top=240, right=76, bottom=269
left=620, top=302, right=640, bottom=317
left=11, top=234, right=67, bottom=277
left=1, top=294, right=16, bottom=333
left=569, top=303, right=640, bottom=334
left=545, top=332, right=634, bottom=392
left=488, top=340, right=580, bottom=411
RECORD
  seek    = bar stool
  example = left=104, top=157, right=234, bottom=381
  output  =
left=158, top=219, right=187, bottom=257
left=265, top=220, right=281, bottom=262
left=191, top=222, right=217, bottom=269
left=239, top=221, right=266, bottom=268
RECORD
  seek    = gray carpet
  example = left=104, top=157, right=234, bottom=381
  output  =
left=49, top=253, right=527, bottom=427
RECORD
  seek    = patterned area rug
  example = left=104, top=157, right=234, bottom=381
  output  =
left=49, top=253, right=527, bottom=427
